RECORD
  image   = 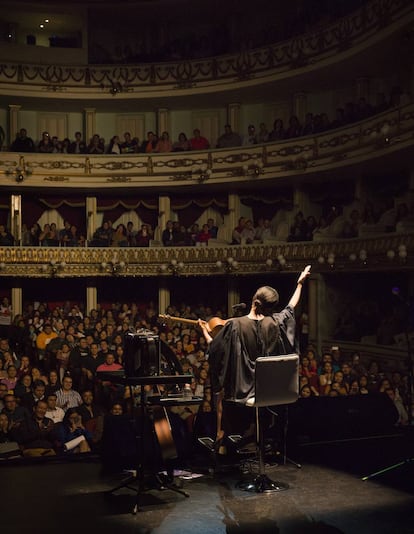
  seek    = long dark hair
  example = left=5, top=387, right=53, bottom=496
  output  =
left=252, top=286, right=279, bottom=315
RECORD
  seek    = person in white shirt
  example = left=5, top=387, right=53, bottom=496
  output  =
left=45, top=393, right=65, bottom=423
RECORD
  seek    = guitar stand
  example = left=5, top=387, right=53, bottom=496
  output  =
left=105, top=374, right=193, bottom=514
left=106, top=468, right=189, bottom=514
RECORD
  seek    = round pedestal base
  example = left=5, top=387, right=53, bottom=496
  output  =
left=236, top=474, right=289, bottom=493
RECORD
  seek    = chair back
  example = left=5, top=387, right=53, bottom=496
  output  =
left=253, top=354, right=299, bottom=407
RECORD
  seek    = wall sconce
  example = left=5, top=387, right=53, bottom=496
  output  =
left=317, top=253, right=334, bottom=267
left=263, top=256, right=285, bottom=271
left=241, top=160, right=264, bottom=177
left=380, top=121, right=391, bottom=145
left=101, top=260, right=126, bottom=275
left=327, top=252, right=335, bottom=268
left=192, top=164, right=212, bottom=183
left=159, top=259, right=185, bottom=276
left=215, top=256, right=239, bottom=273
left=277, top=254, right=286, bottom=268
left=398, top=244, right=407, bottom=262
left=100, top=80, right=133, bottom=96
left=373, top=121, right=392, bottom=148
left=41, top=260, right=66, bottom=276
left=359, top=249, right=367, bottom=264
left=386, top=249, right=395, bottom=260
left=5, top=156, right=32, bottom=182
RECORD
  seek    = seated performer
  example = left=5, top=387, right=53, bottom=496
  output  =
left=199, top=265, right=311, bottom=451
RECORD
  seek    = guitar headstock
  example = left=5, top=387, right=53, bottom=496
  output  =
left=158, top=314, right=172, bottom=324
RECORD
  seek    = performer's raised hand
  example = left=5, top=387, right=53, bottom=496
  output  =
left=198, top=318, right=213, bottom=344
left=297, top=264, right=311, bottom=285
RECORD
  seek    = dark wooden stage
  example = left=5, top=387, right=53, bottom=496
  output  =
left=0, top=431, right=413, bottom=534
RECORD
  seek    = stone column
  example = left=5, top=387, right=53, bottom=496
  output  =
left=86, top=196, right=97, bottom=242
left=227, top=103, right=241, bottom=135
left=293, top=92, right=307, bottom=124
left=11, top=286, right=22, bottom=318
left=157, top=108, right=170, bottom=136
left=8, top=104, right=21, bottom=147
left=228, top=193, right=240, bottom=243
left=84, top=108, right=96, bottom=144
left=158, top=282, right=170, bottom=315
left=86, top=286, right=97, bottom=315
left=227, top=278, right=240, bottom=317
left=10, top=194, right=21, bottom=246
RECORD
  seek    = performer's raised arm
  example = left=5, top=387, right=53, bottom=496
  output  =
left=288, top=264, right=311, bottom=309
left=198, top=319, right=213, bottom=344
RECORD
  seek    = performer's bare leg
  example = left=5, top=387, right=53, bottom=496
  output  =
left=215, top=389, right=224, bottom=442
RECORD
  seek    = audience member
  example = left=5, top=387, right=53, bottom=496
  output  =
left=216, top=124, right=241, bottom=148
left=190, top=129, right=210, bottom=150
left=10, top=128, right=35, bottom=152
left=173, top=132, right=191, bottom=151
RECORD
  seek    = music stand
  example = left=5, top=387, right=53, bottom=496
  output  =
left=105, top=331, right=190, bottom=513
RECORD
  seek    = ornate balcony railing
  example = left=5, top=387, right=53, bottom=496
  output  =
left=1, top=103, right=413, bottom=189
left=0, top=0, right=412, bottom=100
left=0, top=231, right=412, bottom=278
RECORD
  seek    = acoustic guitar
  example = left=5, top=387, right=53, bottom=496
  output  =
left=144, top=336, right=178, bottom=462
left=159, top=314, right=227, bottom=338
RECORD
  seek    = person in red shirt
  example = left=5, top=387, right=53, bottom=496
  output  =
left=196, top=224, right=211, bottom=245
left=95, top=353, right=124, bottom=408
left=190, top=129, right=210, bottom=150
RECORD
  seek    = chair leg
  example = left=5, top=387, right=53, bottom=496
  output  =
left=236, top=407, right=289, bottom=493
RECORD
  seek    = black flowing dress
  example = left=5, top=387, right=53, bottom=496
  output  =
left=208, top=305, right=297, bottom=404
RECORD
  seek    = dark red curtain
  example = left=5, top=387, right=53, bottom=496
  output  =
left=21, top=196, right=86, bottom=230
left=0, top=194, right=9, bottom=226
left=169, top=195, right=228, bottom=228
left=240, top=190, right=294, bottom=223
left=97, top=198, right=159, bottom=229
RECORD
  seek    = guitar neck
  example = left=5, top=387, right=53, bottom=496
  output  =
left=159, top=315, right=198, bottom=327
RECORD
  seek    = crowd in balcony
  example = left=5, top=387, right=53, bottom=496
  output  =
left=0, top=294, right=410, bottom=460
left=0, top=194, right=408, bottom=251
left=90, top=0, right=365, bottom=64
left=7, top=85, right=409, bottom=157
left=9, top=129, right=210, bottom=155
left=286, top=197, right=414, bottom=242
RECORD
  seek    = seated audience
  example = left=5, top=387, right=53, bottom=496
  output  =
left=189, top=129, right=210, bottom=150
left=10, top=400, right=57, bottom=456
left=155, top=131, right=173, bottom=152
left=216, top=124, right=242, bottom=148
left=58, top=407, right=92, bottom=453
left=173, top=132, right=191, bottom=151
left=10, top=128, right=35, bottom=152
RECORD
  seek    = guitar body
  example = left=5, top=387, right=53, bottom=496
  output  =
left=139, top=335, right=178, bottom=463
left=152, top=402, right=177, bottom=462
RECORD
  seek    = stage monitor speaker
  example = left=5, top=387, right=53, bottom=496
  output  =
left=124, top=330, right=160, bottom=377
left=101, top=414, right=138, bottom=473
left=288, top=393, right=399, bottom=445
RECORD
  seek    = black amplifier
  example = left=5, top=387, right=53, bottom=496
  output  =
left=124, top=330, right=160, bottom=378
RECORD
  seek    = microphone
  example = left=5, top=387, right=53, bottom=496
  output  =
left=232, top=302, right=247, bottom=311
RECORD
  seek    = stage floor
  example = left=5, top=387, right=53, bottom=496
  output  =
left=0, top=436, right=413, bottom=534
